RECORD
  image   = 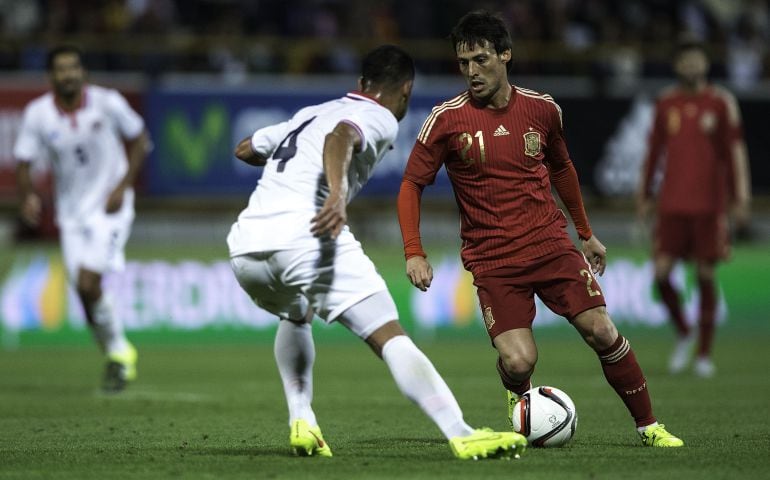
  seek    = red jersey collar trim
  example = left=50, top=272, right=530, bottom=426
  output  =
left=468, top=84, right=515, bottom=112
left=54, top=85, right=87, bottom=114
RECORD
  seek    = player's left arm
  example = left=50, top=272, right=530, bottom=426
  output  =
left=722, top=90, right=752, bottom=229
left=105, top=90, right=151, bottom=213
left=310, top=121, right=362, bottom=239
left=545, top=103, right=606, bottom=275
left=107, top=129, right=150, bottom=213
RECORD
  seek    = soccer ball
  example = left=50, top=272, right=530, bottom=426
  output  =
left=511, top=386, right=577, bottom=447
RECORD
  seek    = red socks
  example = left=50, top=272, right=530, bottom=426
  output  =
left=697, top=277, right=716, bottom=357
left=656, top=278, right=689, bottom=336
left=598, top=335, right=656, bottom=428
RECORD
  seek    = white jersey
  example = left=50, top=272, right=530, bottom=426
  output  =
left=13, top=84, right=145, bottom=227
left=228, top=92, right=398, bottom=256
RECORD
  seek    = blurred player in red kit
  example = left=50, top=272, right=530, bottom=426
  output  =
left=638, top=38, right=751, bottom=378
left=398, top=10, right=683, bottom=447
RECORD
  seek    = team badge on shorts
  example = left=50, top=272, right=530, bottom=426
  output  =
left=483, top=305, right=495, bottom=331
left=523, top=131, right=541, bottom=157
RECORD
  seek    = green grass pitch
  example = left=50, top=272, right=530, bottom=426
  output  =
left=2, top=332, right=770, bottom=479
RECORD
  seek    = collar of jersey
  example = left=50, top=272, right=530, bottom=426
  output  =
left=346, top=91, right=382, bottom=106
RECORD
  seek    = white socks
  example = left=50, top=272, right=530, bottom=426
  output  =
left=273, top=324, right=474, bottom=439
left=381, top=335, right=474, bottom=439
left=90, top=295, right=130, bottom=356
left=274, top=320, right=317, bottom=427
left=638, top=421, right=658, bottom=434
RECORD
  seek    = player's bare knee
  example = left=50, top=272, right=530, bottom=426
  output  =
left=499, top=350, right=536, bottom=379
left=75, top=279, right=101, bottom=304
left=365, top=320, right=406, bottom=358
left=574, top=307, right=617, bottom=350
left=696, top=264, right=715, bottom=282
left=591, top=319, right=618, bottom=351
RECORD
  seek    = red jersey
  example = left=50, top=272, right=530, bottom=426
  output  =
left=401, top=86, right=592, bottom=275
left=642, top=85, right=743, bottom=215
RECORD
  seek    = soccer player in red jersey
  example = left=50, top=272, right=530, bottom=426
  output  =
left=397, top=10, right=683, bottom=447
left=638, top=38, right=751, bottom=378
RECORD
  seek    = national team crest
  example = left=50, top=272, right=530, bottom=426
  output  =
left=523, top=131, right=541, bottom=157
left=483, top=305, right=495, bottom=330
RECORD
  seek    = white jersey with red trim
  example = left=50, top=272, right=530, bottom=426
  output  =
left=13, top=84, right=144, bottom=227
left=228, top=92, right=398, bottom=255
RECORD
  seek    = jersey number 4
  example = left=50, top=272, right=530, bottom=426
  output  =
left=273, top=116, right=316, bottom=172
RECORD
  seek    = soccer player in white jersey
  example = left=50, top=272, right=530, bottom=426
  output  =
left=227, top=45, right=527, bottom=460
left=14, top=46, right=149, bottom=393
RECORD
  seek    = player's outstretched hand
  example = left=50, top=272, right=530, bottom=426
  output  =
left=581, top=235, right=607, bottom=276
left=20, top=192, right=42, bottom=226
left=310, top=193, right=347, bottom=239
left=406, top=256, right=433, bottom=291
left=106, top=185, right=125, bottom=213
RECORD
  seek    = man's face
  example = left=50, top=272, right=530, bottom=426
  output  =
left=456, top=41, right=510, bottom=102
left=394, top=80, right=414, bottom=121
left=49, top=52, right=85, bottom=98
left=674, top=49, right=709, bottom=85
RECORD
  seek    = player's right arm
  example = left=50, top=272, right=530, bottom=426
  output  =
left=13, top=105, right=43, bottom=227
left=398, top=110, right=447, bottom=292
left=637, top=97, right=666, bottom=222
left=399, top=179, right=432, bottom=291
left=16, top=162, right=41, bottom=226
left=310, top=121, right=362, bottom=239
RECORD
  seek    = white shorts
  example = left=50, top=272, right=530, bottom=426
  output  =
left=60, top=210, right=133, bottom=280
left=230, top=241, right=397, bottom=337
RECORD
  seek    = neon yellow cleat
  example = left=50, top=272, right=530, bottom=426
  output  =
left=639, top=424, right=684, bottom=447
left=506, top=390, right=521, bottom=429
left=290, top=419, right=333, bottom=457
left=449, top=428, right=527, bottom=460
left=102, top=342, right=138, bottom=393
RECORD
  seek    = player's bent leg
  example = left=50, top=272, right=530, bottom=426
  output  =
left=275, top=315, right=320, bottom=432
left=75, top=268, right=136, bottom=393
left=492, top=328, right=537, bottom=427
left=230, top=252, right=329, bottom=454
left=655, top=254, right=695, bottom=371
left=694, top=262, right=717, bottom=378
left=573, top=307, right=682, bottom=445
left=339, top=293, right=527, bottom=458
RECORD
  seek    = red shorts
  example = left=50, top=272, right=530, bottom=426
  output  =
left=655, top=213, right=729, bottom=262
left=473, top=248, right=606, bottom=339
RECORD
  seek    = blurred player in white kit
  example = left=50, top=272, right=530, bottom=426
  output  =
left=14, top=45, right=150, bottom=393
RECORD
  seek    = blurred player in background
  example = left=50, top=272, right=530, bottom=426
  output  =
left=398, top=10, right=683, bottom=447
left=638, top=38, right=751, bottom=378
left=14, top=46, right=149, bottom=393
left=227, top=45, right=526, bottom=460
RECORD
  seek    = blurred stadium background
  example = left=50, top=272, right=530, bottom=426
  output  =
left=2, top=2, right=770, bottom=479
left=1, top=0, right=769, bottom=346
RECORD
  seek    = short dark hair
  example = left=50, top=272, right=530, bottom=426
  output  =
left=46, top=45, right=83, bottom=71
left=673, top=34, right=707, bottom=60
left=360, top=45, right=415, bottom=91
left=451, top=10, right=513, bottom=57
